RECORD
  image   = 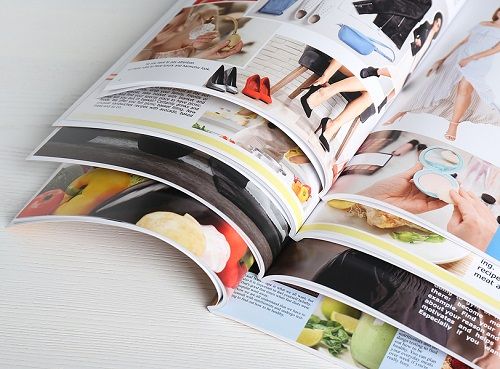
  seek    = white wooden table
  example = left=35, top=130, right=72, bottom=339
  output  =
left=0, top=1, right=490, bottom=368
left=0, top=1, right=336, bottom=368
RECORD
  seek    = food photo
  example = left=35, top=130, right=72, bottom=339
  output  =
left=194, top=99, right=321, bottom=206
left=15, top=165, right=255, bottom=289
left=330, top=130, right=500, bottom=254
left=320, top=199, right=474, bottom=270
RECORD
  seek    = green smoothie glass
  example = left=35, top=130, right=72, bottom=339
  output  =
left=350, top=313, right=397, bottom=369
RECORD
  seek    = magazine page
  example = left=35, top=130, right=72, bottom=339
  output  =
left=297, top=197, right=499, bottom=315
left=213, top=271, right=482, bottom=369
left=261, top=240, right=499, bottom=369
left=298, top=2, right=500, bottom=310
left=55, top=83, right=322, bottom=232
left=12, top=164, right=266, bottom=298
left=318, top=4, right=500, bottom=248
left=90, top=0, right=459, bottom=187
left=29, top=126, right=290, bottom=271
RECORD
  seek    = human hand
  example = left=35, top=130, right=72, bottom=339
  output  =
left=192, top=31, right=219, bottom=49
left=427, top=58, right=444, bottom=76
left=448, top=188, right=498, bottom=251
left=195, top=39, right=243, bottom=60
left=313, top=74, right=330, bottom=86
left=473, top=352, right=499, bottom=369
left=459, top=56, right=474, bottom=68
left=357, top=163, right=448, bottom=214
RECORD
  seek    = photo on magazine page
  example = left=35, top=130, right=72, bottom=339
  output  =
left=327, top=129, right=500, bottom=261
left=215, top=272, right=477, bottom=369
left=31, top=126, right=291, bottom=269
left=375, top=5, right=500, bottom=162
left=60, top=86, right=322, bottom=229
left=99, top=0, right=453, bottom=171
left=264, top=239, right=500, bottom=369
left=297, top=197, right=499, bottom=313
left=248, top=0, right=450, bottom=94
left=107, top=0, right=452, bottom=99
left=13, top=164, right=261, bottom=291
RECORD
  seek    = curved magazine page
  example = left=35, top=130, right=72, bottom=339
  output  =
left=326, top=128, right=500, bottom=265
left=30, top=126, right=290, bottom=271
left=12, top=164, right=260, bottom=299
left=213, top=271, right=475, bottom=369
left=98, top=0, right=459, bottom=185
left=328, top=3, right=500, bottom=261
left=262, top=240, right=500, bottom=369
left=56, top=83, right=321, bottom=232
left=297, top=199, right=499, bottom=314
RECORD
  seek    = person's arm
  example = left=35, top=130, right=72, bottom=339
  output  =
left=473, top=311, right=500, bottom=369
left=442, top=35, right=469, bottom=61
left=194, top=39, right=243, bottom=60
left=427, top=35, right=469, bottom=76
left=459, top=42, right=500, bottom=67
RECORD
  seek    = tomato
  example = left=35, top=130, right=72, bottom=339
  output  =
left=216, top=223, right=253, bottom=289
left=18, top=189, right=65, bottom=218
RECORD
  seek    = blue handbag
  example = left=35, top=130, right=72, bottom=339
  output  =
left=338, top=24, right=395, bottom=62
left=258, top=0, right=297, bottom=15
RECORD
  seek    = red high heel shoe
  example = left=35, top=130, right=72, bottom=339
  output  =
left=242, top=74, right=261, bottom=99
left=259, top=77, right=272, bottom=104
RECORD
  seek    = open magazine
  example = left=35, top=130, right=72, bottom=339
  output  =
left=12, top=1, right=499, bottom=369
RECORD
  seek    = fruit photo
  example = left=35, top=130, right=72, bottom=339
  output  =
left=194, top=99, right=320, bottom=207
left=296, top=296, right=397, bottom=369
left=15, top=165, right=255, bottom=289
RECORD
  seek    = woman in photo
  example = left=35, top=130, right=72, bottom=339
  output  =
left=359, top=12, right=443, bottom=82
left=299, top=59, right=373, bottom=152
left=384, top=8, right=500, bottom=141
left=133, top=4, right=244, bottom=61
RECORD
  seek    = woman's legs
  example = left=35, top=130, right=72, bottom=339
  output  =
left=377, top=67, right=391, bottom=77
left=383, top=111, right=407, bottom=125
left=445, top=77, right=474, bottom=140
left=324, top=91, right=372, bottom=141
left=307, top=76, right=366, bottom=108
left=360, top=66, right=391, bottom=78
left=313, top=59, right=343, bottom=86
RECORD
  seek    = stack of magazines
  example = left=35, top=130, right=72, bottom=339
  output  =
left=13, top=1, right=500, bottom=368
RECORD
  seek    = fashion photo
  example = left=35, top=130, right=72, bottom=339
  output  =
left=133, top=2, right=279, bottom=67
left=231, top=33, right=380, bottom=165
left=359, top=11, right=444, bottom=92
left=353, top=0, right=433, bottom=49
left=384, top=9, right=500, bottom=141
left=247, top=0, right=416, bottom=64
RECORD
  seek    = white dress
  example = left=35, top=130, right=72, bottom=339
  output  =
left=407, top=24, right=500, bottom=125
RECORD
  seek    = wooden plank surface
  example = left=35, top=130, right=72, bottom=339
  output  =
left=0, top=1, right=336, bottom=368
left=0, top=1, right=490, bottom=368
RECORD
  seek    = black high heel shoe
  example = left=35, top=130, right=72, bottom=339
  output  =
left=360, top=66, right=379, bottom=79
left=316, top=117, right=330, bottom=152
left=300, top=85, right=322, bottom=118
left=206, top=65, right=226, bottom=92
left=224, top=67, right=238, bottom=94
